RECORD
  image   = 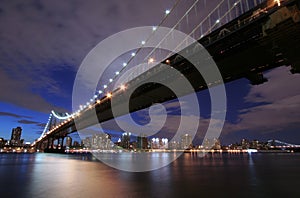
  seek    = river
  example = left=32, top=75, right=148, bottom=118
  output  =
left=0, top=152, right=299, bottom=198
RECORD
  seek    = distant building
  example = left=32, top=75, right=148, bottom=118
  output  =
left=241, top=139, right=250, bottom=149
left=82, top=137, right=91, bottom=148
left=212, top=138, right=221, bottom=150
left=91, top=133, right=112, bottom=149
left=168, top=140, right=180, bottom=149
left=180, top=134, right=192, bottom=149
left=65, top=136, right=72, bottom=148
left=203, top=138, right=214, bottom=149
left=0, top=137, right=6, bottom=148
left=137, top=134, right=148, bottom=149
left=10, top=127, right=22, bottom=146
left=73, top=141, right=80, bottom=147
left=121, top=132, right=131, bottom=149
left=150, top=138, right=168, bottom=149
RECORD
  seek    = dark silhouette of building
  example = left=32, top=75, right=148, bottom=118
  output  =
left=137, top=135, right=148, bottom=149
left=65, top=136, right=72, bottom=148
left=10, top=127, right=22, bottom=146
left=120, top=132, right=131, bottom=149
left=0, top=137, right=6, bottom=148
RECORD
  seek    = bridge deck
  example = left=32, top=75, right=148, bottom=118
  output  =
left=35, top=0, right=300, bottom=148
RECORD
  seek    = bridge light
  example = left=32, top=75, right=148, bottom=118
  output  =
left=216, top=19, right=220, bottom=24
left=148, top=58, right=155, bottom=64
left=107, top=92, right=112, bottom=98
left=141, top=40, right=146, bottom=45
left=98, top=90, right=103, bottom=94
left=234, top=2, right=238, bottom=6
left=131, top=52, right=136, bottom=57
left=120, top=84, right=126, bottom=91
left=109, top=78, right=113, bottom=82
left=115, top=71, right=119, bottom=75
left=123, top=63, right=127, bottom=67
left=90, top=99, right=93, bottom=102
left=166, top=59, right=170, bottom=64
left=103, top=85, right=107, bottom=89
left=165, top=9, right=170, bottom=15
left=274, top=0, right=280, bottom=6
left=93, top=95, right=97, bottom=99
left=152, top=26, right=157, bottom=31
left=96, top=100, right=100, bottom=104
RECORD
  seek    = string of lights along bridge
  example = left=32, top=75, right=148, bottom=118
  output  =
left=32, top=0, right=300, bottom=149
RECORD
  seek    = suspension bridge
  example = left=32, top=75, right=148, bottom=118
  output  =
left=32, top=0, right=300, bottom=151
left=267, top=139, right=300, bottom=147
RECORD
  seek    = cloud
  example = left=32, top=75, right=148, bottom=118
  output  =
left=0, top=111, right=31, bottom=118
left=245, top=66, right=300, bottom=103
left=36, top=123, right=46, bottom=128
left=0, top=69, right=67, bottom=113
left=16, top=119, right=47, bottom=130
left=17, top=119, right=40, bottom=125
left=224, top=66, right=300, bottom=134
left=0, top=0, right=179, bottom=114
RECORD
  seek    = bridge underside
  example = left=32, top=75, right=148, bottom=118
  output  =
left=36, top=0, right=300, bottom=149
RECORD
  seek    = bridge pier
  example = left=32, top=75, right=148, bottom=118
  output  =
left=58, top=137, right=65, bottom=149
left=47, top=137, right=55, bottom=149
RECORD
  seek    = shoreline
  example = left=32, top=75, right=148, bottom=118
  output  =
left=1, top=148, right=298, bottom=154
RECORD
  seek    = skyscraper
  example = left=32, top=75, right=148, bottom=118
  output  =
left=121, top=132, right=131, bottom=149
left=137, top=134, right=148, bottom=149
left=10, top=127, right=22, bottom=146
left=65, top=136, right=72, bottom=148
left=180, top=134, right=192, bottom=149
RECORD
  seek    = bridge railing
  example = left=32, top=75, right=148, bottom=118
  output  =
left=110, top=0, right=267, bottom=89
left=38, top=0, right=271, bottom=143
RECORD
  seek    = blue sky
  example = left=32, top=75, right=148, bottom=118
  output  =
left=0, top=0, right=299, bottom=145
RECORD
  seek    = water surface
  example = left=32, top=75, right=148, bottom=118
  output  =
left=0, top=152, right=299, bottom=197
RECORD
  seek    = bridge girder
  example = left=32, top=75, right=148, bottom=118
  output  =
left=35, top=0, right=300, bottom=150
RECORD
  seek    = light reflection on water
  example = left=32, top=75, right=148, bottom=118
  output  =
left=93, top=152, right=180, bottom=172
left=0, top=152, right=300, bottom=197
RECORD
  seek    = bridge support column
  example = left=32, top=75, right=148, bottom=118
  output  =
left=57, top=138, right=60, bottom=149
left=47, top=138, right=51, bottom=149
left=60, top=137, right=65, bottom=149
left=36, top=142, right=41, bottom=151
left=51, top=138, right=54, bottom=149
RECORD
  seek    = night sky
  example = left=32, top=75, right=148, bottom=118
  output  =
left=0, top=0, right=299, bottom=145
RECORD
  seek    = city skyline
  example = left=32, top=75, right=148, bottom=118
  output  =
left=0, top=0, right=299, bottom=146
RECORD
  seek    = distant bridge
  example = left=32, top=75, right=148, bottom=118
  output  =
left=267, top=139, right=300, bottom=147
